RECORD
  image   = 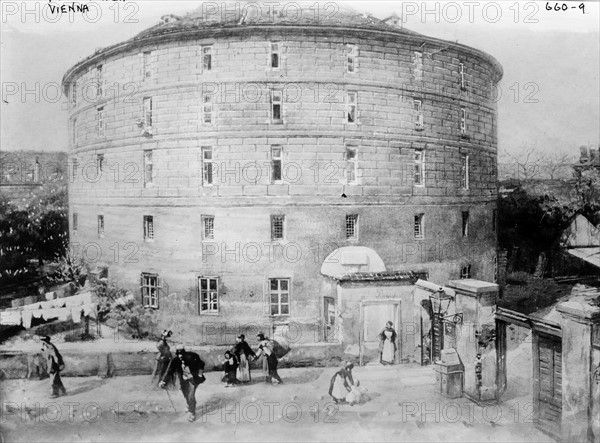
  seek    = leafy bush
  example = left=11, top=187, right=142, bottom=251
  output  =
left=94, top=279, right=156, bottom=340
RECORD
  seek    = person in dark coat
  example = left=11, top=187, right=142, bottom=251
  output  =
left=41, top=336, right=66, bottom=398
left=159, top=345, right=206, bottom=422
left=254, top=333, right=283, bottom=385
left=329, top=361, right=355, bottom=404
left=222, top=351, right=239, bottom=387
left=153, top=330, right=172, bottom=386
left=232, top=334, right=256, bottom=383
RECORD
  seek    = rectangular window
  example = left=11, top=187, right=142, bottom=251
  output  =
left=144, top=150, right=153, bottom=186
left=202, top=46, right=212, bottom=71
left=202, top=94, right=213, bottom=124
left=271, top=90, right=282, bottom=121
left=142, top=273, right=159, bottom=309
left=199, top=277, right=218, bottom=314
left=414, top=214, right=424, bottom=239
left=462, top=211, right=469, bottom=238
left=71, top=118, right=77, bottom=145
left=96, top=153, right=104, bottom=172
left=461, top=153, right=469, bottom=189
left=71, top=158, right=78, bottom=182
left=202, top=147, right=213, bottom=186
left=492, top=209, right=497, bottom=232
left=271, top=146, right=282, bottom=183
left=96, top=65, right=103, bottom=97
left=347, top=44, right=358, bottom=73
left=143, top=97, right=152, bottom=127
left=71, top=82, right=77, bottom=105
left=143, top=215, right=154, bottom=241
left=414, top=150, right=425, bottom=186
left=413, top=99, right=423, bottom=129
left=271, top=215, right=285, bottom=241
left=459, top=63, right=466, bottom=90
left=269, top=278, right=290, bottom=316
left=270, top=42, right=280, bottom=69
left=97, top=107, right=104, bottom=135
left=346, top=92, right=357, bottom=123
left=72, top=213, right=78, bottom=233
left=143, top=51, right=152, bottom=79
left=98, top=215, right=105, bottom=238
left=460, top=264, right=471, bottom=279
left=460, top=108, right=467, bottom=134
left=202, top=215, right=214, bottom=240
left=346, top=214, right=359, bottom=240
left=345, top=147, right=358, bottom=184
left=413, top=51, right=423, bottom=81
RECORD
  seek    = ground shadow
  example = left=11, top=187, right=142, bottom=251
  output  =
left=65, top=378, right=107, bottom=396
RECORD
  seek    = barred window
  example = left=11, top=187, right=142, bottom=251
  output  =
left=413, top=99, right=423, bottom=129
left=199, top=277, right=218, bottom=314
left=143, top=51, right=152, bottom=79
left=202, top=147, right=213, bottom=186
left=96, top=154, right=104, bottom=172
left=413, top=51, right=423, bottom=81
left=202, top=94, right=213, bottom=124
left=271, top=90, right=282, bottom=121
left=202, top=46, right=212, bottom=71
left=414, top=214, right=424, bottom=239
left=347, top=44, right=358, bottom=73
left=97, top=215, right=104, bottom=238
left=459, top=63, right=466, bottom=90
left=270, top=42, right=280, bottom=69
left=202, top=215, right=214, bottom=240
left=271, top=215, right=285, bottom=241
left=271, top=146, right=282, bottom=183
left=462, top=211, right=469, bottom=237
left=95, top=65, right=103, bottom=97
left=461, top=154, right=469, bottom=189
left=414, top=150, right=425, bottom=186
left=71, top=82, right=77, bottom=105
left=97, top=107, right=104, bottom=135
left=269, top=278, right=289, bottom=316
left=346, top=92, right=357, bottom=123
left=346, top=214, right=358, bottom=241
left=142, top=273, right=159, bottom=308
left=143, top=97, right=152, bottom=127
left=460, top=108, right=467, bottom=134
left=460, top=264, right=471, bottom=279
left=144, top=215, right=154, bottom=241
left=144, top=150, right=153, bottom=186
left=345, top=147, right=358, bottom=184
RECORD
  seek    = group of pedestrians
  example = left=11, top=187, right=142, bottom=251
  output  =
left=38, top=321, right=398, bottom=422
left=153, top=331, right=283, bottom=422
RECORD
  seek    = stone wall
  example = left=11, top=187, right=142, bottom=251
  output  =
left=64, top=25, right=500, bottom=343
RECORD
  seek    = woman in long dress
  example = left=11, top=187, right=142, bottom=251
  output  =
left=233, top=334, right=256, bottom=383
left=329, top=362, right=355, bottom=404
left=379, top=321, right=397, bottom=365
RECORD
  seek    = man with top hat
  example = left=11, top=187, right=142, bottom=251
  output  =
left=40, top=336, right=66, bottom=398
left=159, top=345, right=206, bottom=422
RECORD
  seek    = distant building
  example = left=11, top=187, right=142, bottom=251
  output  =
left=575, top=145, right=600, bottom=171
left=0, top=150, right=67, bottom=202
left=62, top=2, right=502, bottom=347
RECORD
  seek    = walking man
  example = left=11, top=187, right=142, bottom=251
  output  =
left=152, top=330, right=172, bottom=386
left=159, top=345, right=206, bottom=422
left=40, top=336, right=66, bottom=398
left=254, top=333, right=283, bottom=385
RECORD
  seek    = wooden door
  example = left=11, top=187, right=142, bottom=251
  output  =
left=534, top=333, right=562, bottom=440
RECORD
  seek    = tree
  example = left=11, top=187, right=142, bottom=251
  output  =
left=539, top=152, right=576, bottom=180
left=500, top=145, right=542, bottom=183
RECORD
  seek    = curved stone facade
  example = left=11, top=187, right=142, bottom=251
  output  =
left=63, top=4, right=502, bottom=344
